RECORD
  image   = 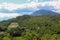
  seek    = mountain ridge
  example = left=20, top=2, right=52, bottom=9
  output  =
left=31, top=9, right=60, bottom=16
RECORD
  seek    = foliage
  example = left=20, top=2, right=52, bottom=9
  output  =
left=0, top=15, right=60, bottom=40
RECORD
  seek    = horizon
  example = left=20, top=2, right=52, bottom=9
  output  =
left=0, top=0, right=60, bottom=21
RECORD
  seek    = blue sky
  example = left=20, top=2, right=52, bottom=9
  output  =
left=0, top=0, right=51, bottom=4
left=0, top=0, right=27, bottom=4
left=0, top=0, right=60, bottom=21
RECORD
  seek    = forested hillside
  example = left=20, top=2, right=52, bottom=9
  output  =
left=0, top=15, right=60, bottom=40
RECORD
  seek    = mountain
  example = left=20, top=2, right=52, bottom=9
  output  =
left=31, top=9, right=59, bottom=16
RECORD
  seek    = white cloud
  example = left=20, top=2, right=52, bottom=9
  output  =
left=0, top=0, right=60, bottom=15
left=0, top=2, right=50, bottom=11
left=27, top=0, right=39, bottom=3
left=0, top=1, right=60, bottom=12
left=0, top=0, right=60, bottom=21
left=0, top=2, right=41, bottom=11
left=0, top=3, right=26, bottom=11
left=0, top=13, right=23, bottom=18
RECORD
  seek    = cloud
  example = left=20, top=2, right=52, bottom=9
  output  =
left=0, top=12, right=32, bottom=21
left=0, top=2, right=49, bottom=11
left=27, top=0, right=39, bottom=3
left=0, top=13, right=23, bottom=18
left=0, top=1, right=60, bottom=13
left=0, top=0, right=60, bottom=14
left=0, top=0, right=60, bottom=21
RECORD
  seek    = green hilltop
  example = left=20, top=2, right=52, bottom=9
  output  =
left=0, top=15, right=60, bottom=40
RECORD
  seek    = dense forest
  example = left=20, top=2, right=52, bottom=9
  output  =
left=0, top=15, right=60, bottom=40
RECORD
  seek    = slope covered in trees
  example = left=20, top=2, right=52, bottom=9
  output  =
left=0, top=15, right=60, bottom=40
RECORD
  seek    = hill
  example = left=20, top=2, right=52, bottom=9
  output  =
left=0, top=15, right=60, bottom=40
left=31, top=9, right=59, bottom=16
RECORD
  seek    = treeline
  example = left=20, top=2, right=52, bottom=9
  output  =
left=0, top=15, right=60, bottom=40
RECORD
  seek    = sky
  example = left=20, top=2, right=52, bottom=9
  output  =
left=0, top=0, right=60, bottom=21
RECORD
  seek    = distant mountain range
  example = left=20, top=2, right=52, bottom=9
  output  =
left=31, top=9, right=60, bottom=16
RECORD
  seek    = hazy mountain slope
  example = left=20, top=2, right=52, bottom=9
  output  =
left=31, top=9, right=59, bottom=16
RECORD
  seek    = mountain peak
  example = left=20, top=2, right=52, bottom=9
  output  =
left=31, top=9, right=59, bottom=16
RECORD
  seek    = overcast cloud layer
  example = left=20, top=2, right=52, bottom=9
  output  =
left=0, top=0, right=60, bottom=21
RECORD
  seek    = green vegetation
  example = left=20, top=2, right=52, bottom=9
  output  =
left=0, top=15, right=60, bottom=40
